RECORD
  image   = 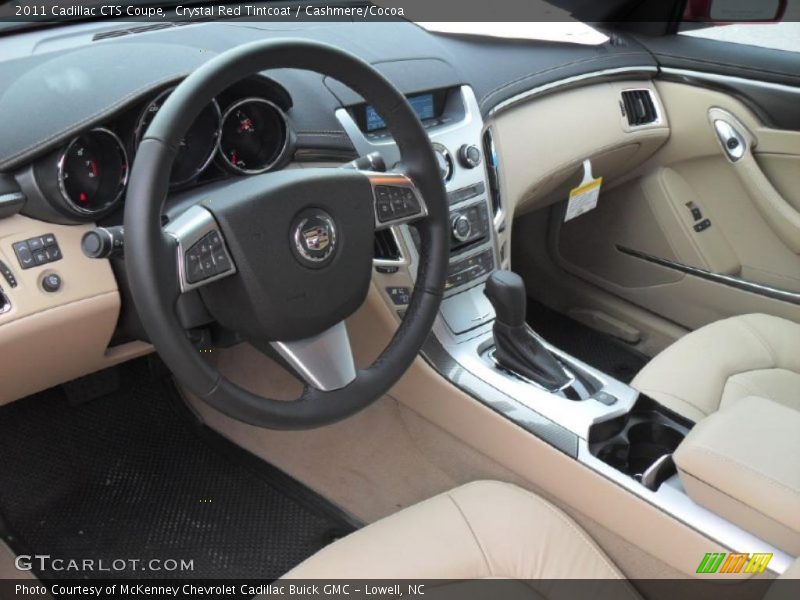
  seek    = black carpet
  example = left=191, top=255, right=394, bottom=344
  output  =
left=527, top=299, right=649, bottom=383
left=0, top=358, right=356, bottom=580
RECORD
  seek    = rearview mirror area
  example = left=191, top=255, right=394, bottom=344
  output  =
left=683, top=0, right=786, bottom=23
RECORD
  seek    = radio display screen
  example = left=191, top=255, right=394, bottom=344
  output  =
left=364, top=93, right=436, bottom=132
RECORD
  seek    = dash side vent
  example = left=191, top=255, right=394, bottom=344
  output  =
left=374, top=229, right=401, bottom=261
left=621, top=89, right=658, bottom=127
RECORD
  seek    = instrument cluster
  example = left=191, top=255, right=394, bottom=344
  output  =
left=38, top=77, right=292, bottom=220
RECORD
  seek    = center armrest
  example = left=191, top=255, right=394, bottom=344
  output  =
left=673, top=396, right=800, bottom=556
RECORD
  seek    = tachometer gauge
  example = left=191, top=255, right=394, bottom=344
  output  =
left=135, top=88, right=221, bottom=187
left=218, top=98, right=288, bottom=175
left=57, top=128, right=128, bottom=215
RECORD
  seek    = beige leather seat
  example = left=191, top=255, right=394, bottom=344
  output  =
left=632, top=313, right=800, bottom=422
left=282, top=480, right=800, bottom=591
left=284, top=480, right=638, bottom=597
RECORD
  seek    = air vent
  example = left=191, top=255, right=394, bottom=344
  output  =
left=482, top=128, right=502, bottom=217
left=374, top=229, right=401, bottom=261
left=621, top=90, right=658, bottom=127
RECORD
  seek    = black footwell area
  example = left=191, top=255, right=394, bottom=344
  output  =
left=0, top=358, right=356, bottom=580
left=526, top=299, right=649, bottom=384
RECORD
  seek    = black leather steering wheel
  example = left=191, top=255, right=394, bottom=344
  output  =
left=124, top=39, right=449, bottom=429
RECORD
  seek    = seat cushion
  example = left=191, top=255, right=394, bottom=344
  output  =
left=281, top=481, right=638, bottom=598
left=632, top=314, right=800, bottom=422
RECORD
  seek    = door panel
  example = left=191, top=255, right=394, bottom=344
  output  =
left=553, top=79, right=800, bottom=332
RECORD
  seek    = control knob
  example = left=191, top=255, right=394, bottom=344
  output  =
left=451, top=213, right=472, bottom=243
left=458, top=144, right=482, bottom=168
left=81, top=226, right=124, bottom=259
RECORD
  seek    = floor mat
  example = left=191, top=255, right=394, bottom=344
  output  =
left=527, top=299, right=649, bottom=384
left=0, top=358, right=356, bottom=580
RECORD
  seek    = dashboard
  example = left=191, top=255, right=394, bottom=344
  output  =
left=0, top=17, right=660, bottom=405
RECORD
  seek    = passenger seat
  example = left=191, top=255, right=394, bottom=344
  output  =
left=631, top=314, right=800, bottom=422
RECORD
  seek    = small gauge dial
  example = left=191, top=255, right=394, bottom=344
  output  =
left=218, top=98, right=288, bottom=175
left=57, top=128, right=128, bottom=215
left=135, top=88, right=221, bottom=187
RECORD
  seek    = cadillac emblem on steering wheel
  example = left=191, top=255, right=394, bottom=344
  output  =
left=291, top=210, right=338, bottom=267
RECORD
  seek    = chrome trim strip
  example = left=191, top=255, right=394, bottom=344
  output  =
left=661, top=67, right=800, bottom=96
left=486, top=66, right=659, bottom=118
left=617, top=245, right=800, bottom=305
left=272, top=321, right=357, bottom=392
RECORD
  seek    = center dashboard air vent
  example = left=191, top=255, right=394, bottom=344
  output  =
left=374, top=229, right=401, bottom=261
left=621, top=89, right=658, bottom=127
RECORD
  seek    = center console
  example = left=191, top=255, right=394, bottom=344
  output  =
left=336, top=85, right=792, bottom=574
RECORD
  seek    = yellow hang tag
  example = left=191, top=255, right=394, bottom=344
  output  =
left=565, top=160, right=603, bottom=222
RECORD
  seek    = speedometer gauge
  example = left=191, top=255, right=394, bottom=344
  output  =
left=57, top=128, right=128, bottom=215
left=218, top=98, right=288, bottom=175
left=135, top=88, right=222, bottom=187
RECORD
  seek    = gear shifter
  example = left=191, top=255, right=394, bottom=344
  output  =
left=484, top=271, right=572, bottom=390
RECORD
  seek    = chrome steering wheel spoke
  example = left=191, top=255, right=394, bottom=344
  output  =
left=164, top=205, right=237, bottom=293
left=271, top=321, right=357, bottom=392
left=367, top=172, right=428, bottom=230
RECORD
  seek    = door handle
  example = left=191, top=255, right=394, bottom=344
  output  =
left=709, top=108, right=800, bottom=255
left=713, top=119, right=747, bottom=161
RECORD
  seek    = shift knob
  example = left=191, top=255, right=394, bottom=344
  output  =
left=484, top=270, right=527, bottom=328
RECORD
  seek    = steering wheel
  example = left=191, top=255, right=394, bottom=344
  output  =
left=124, top=40, right=449, bottom=429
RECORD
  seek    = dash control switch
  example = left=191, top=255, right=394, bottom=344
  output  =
left=386, top=286, right=411, bottom=306
left=13, top=233, right=61, bottom=270
left=42, top=273, right=62, bottom=293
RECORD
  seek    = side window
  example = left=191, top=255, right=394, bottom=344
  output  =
left=679, top=0, right=800, bottom=53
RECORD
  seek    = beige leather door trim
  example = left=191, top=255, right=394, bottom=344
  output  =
left=709, top=108, right=800, bottom=255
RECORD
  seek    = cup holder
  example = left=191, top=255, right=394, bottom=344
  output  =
left=627, top=423, right=684, bottom=476
left=588, top=397, right=693, bottom=490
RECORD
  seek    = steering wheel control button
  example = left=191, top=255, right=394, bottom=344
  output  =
left=184, top=231, right=233, bottom=284
left=291, top=209, right=337, bottom=268
left=368, top=173, right=428, bottom=229
left=13, top=234, right=61, bottom=270
left=386, top=286, right=411, bottom=306
left=41, top=273, right=62, bottom=293
left=0, top=261, right=17, bottom=288
left=458, top=144, right=482, bottom=168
